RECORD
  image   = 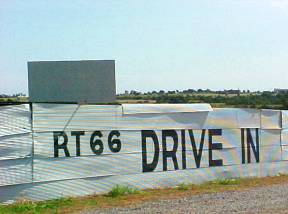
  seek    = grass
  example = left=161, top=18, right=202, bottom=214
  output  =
left=212, top=178, right=240, bottom=185
left=108, top=185, right=141, bottom=197
left=0, top=198, right=73, bottom=214
left=176, top=183, right=190, bottom=191
left=0, top=175, right=287, bottom=214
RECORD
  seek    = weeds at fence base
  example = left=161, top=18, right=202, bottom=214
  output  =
left=212, top=178, right=240, bottom=185
left=175, top=183, right=190, bottom=191
left=108, top=185, right=141, bottom=197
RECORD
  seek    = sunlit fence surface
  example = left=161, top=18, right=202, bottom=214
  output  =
left=0, top=103, right=288, bottom=203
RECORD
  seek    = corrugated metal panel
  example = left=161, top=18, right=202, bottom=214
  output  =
left=235, top=108, right=261, bottom=128
left=33, top=104, right=119, bottom=131
left=205, top=108, right=260, bottom=129
left=1, top=103, right=288, bottom=203
left=281, top=129, right=288, bottom=160
left=120, top=108, right=260, bottom=130
left=122, top=103, right=213, bottom=114
left=33, top=129, right=279, bottom=157
left=282, top=110, right=288, bottom=129
left=32, top=142, right=281, bottom=184
left=32, top=145, right=282, bottom=183
left=0, top=133, right=32, bottom=160
left=1, top=161, right=288, bottom=202
left=31, top=104, right=283, bottom=182
left=282, top=129, right=288, bottom=146
left=261, top=109, right=282, bottom=129
left=0, top=104, right=31, bottom=137
left=281, top=145, right=288, bottom=160
left=0, top=158, right=32, bottom=186
left=0, top=104, right=32, bottom=187
left=32, top=104, right=261, bottom=131
left=281, top=109, right=288, bottom=160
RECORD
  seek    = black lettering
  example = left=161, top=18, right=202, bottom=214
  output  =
left=54, top=131, right=70, bottom=157
left=181, top=130, right=186, bottom=169
left=162, top=130, right=179, bottom=171
left=188, top=129, right=206, bottom=168
left=241, top=128, right=245, bottom=164
left=108, top=130, right=121, bottom=153
left=247, top=128, right=260, bottom=163
left=71, top=131, right=85, bottom=156
left=241, top=128, right=260, bottom=164
left=208, top=129, right=223, bottom=167
left=90, top=131, right=104, bottom=155
left=141, top=130, right=160, bottom=172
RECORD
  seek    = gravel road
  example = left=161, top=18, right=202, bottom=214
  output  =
left=84, top=183, right=288, bottom=214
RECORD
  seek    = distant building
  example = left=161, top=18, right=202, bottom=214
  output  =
left=274, top=88, right=288, bottom=93
left=224, top=89, right=241, bottom=95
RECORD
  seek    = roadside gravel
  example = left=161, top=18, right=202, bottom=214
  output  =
left=84, top=183, right=288, bottom=214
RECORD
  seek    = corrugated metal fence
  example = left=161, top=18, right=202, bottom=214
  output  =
left=0, top=103, right=287, bottom=203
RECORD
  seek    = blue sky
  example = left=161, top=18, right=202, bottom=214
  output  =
left=1, top=0, right=288, bottom=94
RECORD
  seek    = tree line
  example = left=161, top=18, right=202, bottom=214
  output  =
left=118, top=90, right=288, bottom=109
